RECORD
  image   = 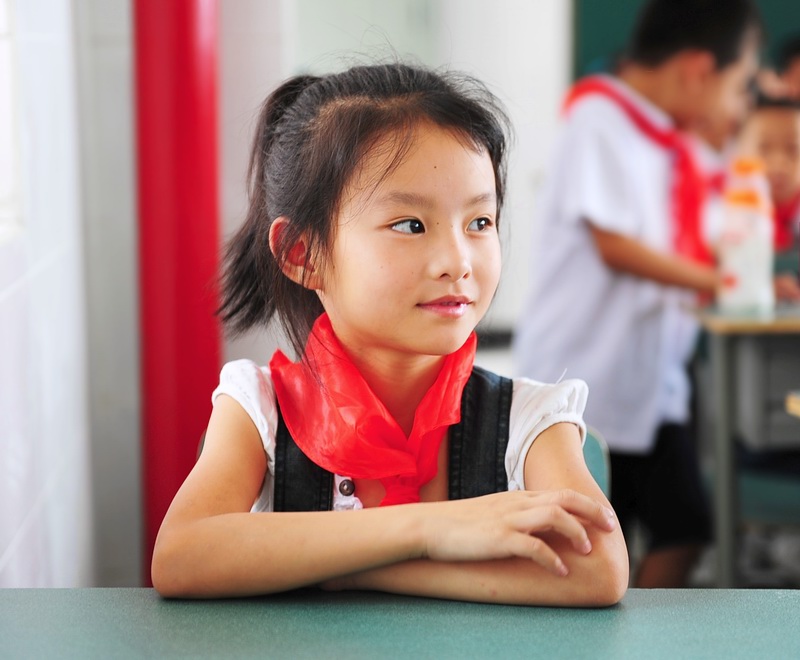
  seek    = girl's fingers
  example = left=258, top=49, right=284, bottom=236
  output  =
left=507, top=533, right=569, bottom=576
left=424, top=490, right=617, bottom=565
left=529, top=489, right=617, bottom=532
left=509, top=505, right=592, bottom=555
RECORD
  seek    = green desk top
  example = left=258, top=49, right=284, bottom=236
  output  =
left=2, top=588, right=799, bottom=659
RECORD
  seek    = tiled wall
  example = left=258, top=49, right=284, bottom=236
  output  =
left=0, top=0, right=94, bottom=586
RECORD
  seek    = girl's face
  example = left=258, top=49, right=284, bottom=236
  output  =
left=739, top=108, right=800, bottom=204
left=317, top=122, right=501, bottom=362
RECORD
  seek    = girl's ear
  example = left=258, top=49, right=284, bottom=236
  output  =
left=268, top=216, right=323, bottom=290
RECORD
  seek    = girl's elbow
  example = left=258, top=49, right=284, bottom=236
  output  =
left=593, top=559, right=629, bottom=607
left=589, top=540, right=630, bottom=607
left=151, top=544, right=180, bottom=598
left=151, top=533, right=198, bottom=598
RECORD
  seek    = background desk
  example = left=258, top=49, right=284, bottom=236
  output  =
left=697, top=306, right=800, bottom=588
left=2, top=588, right=799, bottom=659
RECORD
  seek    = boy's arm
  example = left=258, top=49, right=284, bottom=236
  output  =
left=589, top=222, right=721, bottom=293
left=328, top=424, right=629, bottom=607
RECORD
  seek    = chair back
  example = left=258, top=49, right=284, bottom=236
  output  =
left=584, top=427, right=611, bottom=497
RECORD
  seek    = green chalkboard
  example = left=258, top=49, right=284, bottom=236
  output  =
left=574, top=0, right=800, bottom=79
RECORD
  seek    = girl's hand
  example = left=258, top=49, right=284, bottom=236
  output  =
left=420, top=489, right=617, bottom=576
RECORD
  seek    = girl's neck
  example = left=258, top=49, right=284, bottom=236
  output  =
left=341, top=346, right=446, bottom=437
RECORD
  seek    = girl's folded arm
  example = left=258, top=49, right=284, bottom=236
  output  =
left=325, top=423, right=629, bottom=607
left=152, top=401, right=621, bottom=601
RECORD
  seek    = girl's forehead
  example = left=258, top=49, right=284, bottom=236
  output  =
left=341, top=123, right=492, bottom=205
left=372, top=123, right=486, bottom=177
left=757, top=109, right=800, bottom=134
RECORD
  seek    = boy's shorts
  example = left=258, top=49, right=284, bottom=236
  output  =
left=609, top=423, right=712, bottom=551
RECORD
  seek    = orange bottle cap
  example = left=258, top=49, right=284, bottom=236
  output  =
left=730, top=157, right=765, bottom=176
left=724, top=189, right=761, bottom=207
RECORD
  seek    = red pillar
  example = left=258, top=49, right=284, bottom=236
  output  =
left=134, top=0, right=221, bottom=584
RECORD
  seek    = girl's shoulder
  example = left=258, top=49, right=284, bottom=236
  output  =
left=508, top=376, right=588, bottom=439
left=212, top=359, right=279, bottom=469
left=504, top=375, right=589, bottom=490
left=509, top=375, right=588, bottom=413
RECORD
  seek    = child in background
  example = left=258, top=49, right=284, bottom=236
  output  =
left=151, top=63, right=628, bottom=606
left=738, top=95, right=800, bottom=301
left=513, top=0, right=761, bottom=588
left=758, top=35, right=800, bottom=101
left=777, top=36, right=800, bottom=99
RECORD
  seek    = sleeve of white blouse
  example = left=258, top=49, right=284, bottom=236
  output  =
left=505, top=377, right=589, bottom=491
left=210, top=359, right=278, bottom=477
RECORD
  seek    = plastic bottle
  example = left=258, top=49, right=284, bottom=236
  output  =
left=717, top=158, right=775, bottom=314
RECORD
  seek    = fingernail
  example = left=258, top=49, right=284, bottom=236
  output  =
left=605, top=508, right=617, bottom=528
left=581, top=540, right=592, bottom=554
left=557, top=560, right=569, bottom=577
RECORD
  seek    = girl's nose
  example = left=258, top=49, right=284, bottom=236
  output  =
left=432, top=231, right=471, bottom=281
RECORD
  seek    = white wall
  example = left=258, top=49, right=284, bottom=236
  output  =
left=434, top=0, right=573, bottom=330
left=220, top=0, right=293, bottom=364
left=0, top=0, right=94, bottom=587
left=74, top=0, right=140, bottom=586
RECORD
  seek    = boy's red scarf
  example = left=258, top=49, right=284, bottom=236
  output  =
left=774, top=191, right=800, bottom=252
left=563, top=76, right=714, bottom=265
left=269, top=314, right=477, bottom=506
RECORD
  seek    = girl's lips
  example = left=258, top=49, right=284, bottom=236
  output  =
left=417, top=297, right=472, bottom=317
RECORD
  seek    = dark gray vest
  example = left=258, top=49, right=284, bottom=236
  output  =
left=272, top=366, right=513, bottom=511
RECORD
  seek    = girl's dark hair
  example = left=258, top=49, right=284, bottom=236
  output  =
left=218, top=63, right=510, bottom=357
left=627, top=0, right=762, bottom=69
left=777, top=35, right=800, bottom=74
left=754, top=92, right=800, bottom=112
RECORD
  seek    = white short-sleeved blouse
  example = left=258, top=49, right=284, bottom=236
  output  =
left=212, top=359, right=588, bottom=512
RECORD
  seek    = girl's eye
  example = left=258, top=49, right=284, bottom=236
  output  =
left=468, top=217, right=493, bottom=232
left=392, top=219, right=425, bottom=234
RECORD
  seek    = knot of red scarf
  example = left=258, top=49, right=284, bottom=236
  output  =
left=269, top=314, right=477, bottom=506
left=563, top=76, right=714, bottom=266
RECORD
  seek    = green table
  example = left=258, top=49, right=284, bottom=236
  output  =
left=2, top=588, right=798, bottom=659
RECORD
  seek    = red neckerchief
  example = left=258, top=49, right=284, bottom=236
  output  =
left=563, top=76, right=714, bottom=265
left=774, top=190, right=800, bottom=252
left=269, top=313, right=477, bottom=506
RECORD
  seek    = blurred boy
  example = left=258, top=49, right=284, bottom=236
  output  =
left=739, top=95, right=800, bottom=301
left=514, top=0, right=761, bottom=587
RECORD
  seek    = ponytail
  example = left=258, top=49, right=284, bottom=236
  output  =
left=218, top=76, right=323, bottom=354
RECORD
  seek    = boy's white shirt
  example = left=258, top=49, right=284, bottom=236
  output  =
left=212, top=359, right=588, bottom=512
left=513, top=75, right=709, bottom=454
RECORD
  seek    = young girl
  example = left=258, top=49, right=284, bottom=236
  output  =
left=151, top=63, right=628, bottom=606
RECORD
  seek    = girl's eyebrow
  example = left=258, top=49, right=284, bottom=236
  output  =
left=378, top=191, right=496, bottom=209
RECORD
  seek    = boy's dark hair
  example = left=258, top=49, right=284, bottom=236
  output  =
left=777, top=35, right=800, bottom=74
left=218, top=63, right=510, bottom=357
left=627, top=0, right=762, bottom=69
